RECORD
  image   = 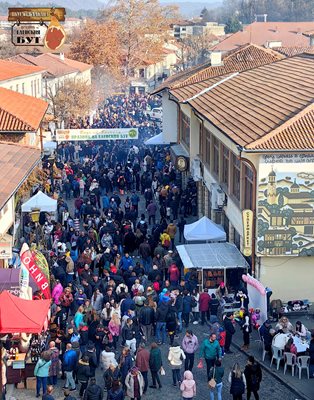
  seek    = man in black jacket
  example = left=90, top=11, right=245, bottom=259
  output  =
left=156, top=300, right=169, bottom=344
left=223, top=313, right=236, bottom=354
left=83, top=377, right=103, bottom=400
left=139, top=301, right=155, bottom=342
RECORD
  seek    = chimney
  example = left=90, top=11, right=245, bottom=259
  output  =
left=60, top=53, right=65, bottom=61
left=210, top=51, right=222, bottom=66
left=264, top=14, right=267, bottom=22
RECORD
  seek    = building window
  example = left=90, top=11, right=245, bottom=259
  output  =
left=16, top=84, right=19, bottom=92
left=180, top=112, right=190, bottom=148
left=22, top=83, right=25, bottom=94
left=222, top=145, right=229, bottom=188
left=244, top=165, right=254, bottom=210
left=231, top=153, right=240, bottom=201
left=31, top=80, right=33, bottom=96
left=203, top=127, right=211, bottom=167
left=213, top=136, right=219, bottom=176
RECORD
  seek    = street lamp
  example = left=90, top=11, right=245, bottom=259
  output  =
left=30, top=207, right=40, bottom=246
left=47, top=155, right=55, bottom=193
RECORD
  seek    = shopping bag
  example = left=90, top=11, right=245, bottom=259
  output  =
left=160, top=366, right=166, bottom=376
left=197, top=359, right=203, bottom=369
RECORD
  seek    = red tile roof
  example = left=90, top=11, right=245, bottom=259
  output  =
left=0, top=142, right=41, bottom=210
left=180, top=54, right=314, bottom=148
left=247, top=104, right=314, bottom=150
left=274, top=46, right=313, bottom=57
left=153, top=44, right=284, bottom=94
left=213, top=21, right=314, bottom=51
left=0, top=59, right=44, bottom=81
left=0, top=87, right=48, bottom=131
left=49, top=54, right=92, bottom=72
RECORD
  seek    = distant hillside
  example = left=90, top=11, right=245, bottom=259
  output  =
left=0, top=0, right=105, bottom=11
left=160, top=0, right=222, bottom=17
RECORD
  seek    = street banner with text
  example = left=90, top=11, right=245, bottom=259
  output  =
left=56, top=128, right=139, bottom=142
left=242, top=209, right=253, bottom=257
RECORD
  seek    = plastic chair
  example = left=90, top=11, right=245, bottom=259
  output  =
left=283, top=352, right=296, bottom=376
left=296, top=356, right=310, bottom=379
left=270, top=346, right=283, bottom=370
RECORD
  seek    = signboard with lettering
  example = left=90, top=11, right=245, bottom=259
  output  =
left=11, top=22, right=47, bottom=46
left=242, top=209, right=253, bottom=257
left=257, top=154, right=314, bottom=256
left=56, top=128, right=139, bottom=142
left=0, top=234, right=13, bottom=259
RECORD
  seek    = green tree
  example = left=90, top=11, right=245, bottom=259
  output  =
left=225, top=15, right=242, bottom=33
left=200, top=7, right=211, bottom=22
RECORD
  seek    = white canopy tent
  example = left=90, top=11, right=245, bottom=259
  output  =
left=21, top=191, right=57, bottom=213
left=184, top=216, right=226, bottom=242
left=144, top=132, right=170, bottom=145
left=176, top=242, right=249, bottom=288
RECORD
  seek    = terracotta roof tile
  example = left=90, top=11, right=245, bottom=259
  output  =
left=48, top=54, right=93, bottom=72
left=247, top=104, right=314, bottom=150
left=0, top=142, right=41, bottom=210
left=0, top=87, right=48, bottom=131
left=0, top=59, right=44, bottom=81
left=153, top=44, right=283, bottom=94
left=213, top=21, right=314, bottom=51
left=274, top=46, right=313, bottom=57
left=181, top=54, right=314, bottom=148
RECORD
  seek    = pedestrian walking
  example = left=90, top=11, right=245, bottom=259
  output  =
left=241, top=310, right=252, bottom=351
left=125, top=366, right=144, bottom=400
left=244, top=356, right=262, bottom=400
left=34, top=352, right=51, bottom=398
left=63, top=343, right=77, bottom=391
left=77, top=355, right=92, bottom=397
left=228, top=363, right=246, bottom=400
left=199, top=288, right=211, bottom=325
left=181, top=330, right=199, bottom=371
left=83, top=377, right=103, bottom=400
left=149, top=342, right=163, bottom=389
left=107, top=380, right=124, bottom=400
left=199, top=333, right=222, bottom=379
left=168, top=341, right=186, bottom=386
left=224, top=313, right=236, bottom=354
left=180, top=370, right=196, bottom=400
left=208, top=359, right=224, bottom=400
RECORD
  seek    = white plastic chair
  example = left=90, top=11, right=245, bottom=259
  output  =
left=283, top=352, right=296, bottom=376
left=296, top=356, right=310, bottom=379
left=270, top=345, right=283, bottom=370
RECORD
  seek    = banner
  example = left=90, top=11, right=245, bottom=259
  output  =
left=19, top=243, right=30, bottom=299
left=242, top=209, right=253, bottom=257
left=56, top=128, right=138, bottom=142
left=242, top=274, right=267, bottom=324
left=20, top=250, right=51, bottom=299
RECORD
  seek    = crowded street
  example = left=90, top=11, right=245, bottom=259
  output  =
left=3, top=93, right=310, bottom=400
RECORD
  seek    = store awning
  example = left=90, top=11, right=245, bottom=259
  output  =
left=0, top=291, right=50, bottom=334
left=144, top=132, right=170, bottom=145
left=184, top=216, right=226, bottom=242
left=176, top=243, right=249, bottom=270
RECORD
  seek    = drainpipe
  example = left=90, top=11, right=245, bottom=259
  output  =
left=238, top=149, right=257, bottom=277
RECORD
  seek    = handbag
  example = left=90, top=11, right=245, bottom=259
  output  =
left=208, top=367, right=216, bottom=389
left=160, top=366, right=166, bottom=376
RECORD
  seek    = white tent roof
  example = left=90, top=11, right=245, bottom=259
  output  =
left=144, top=132, right=170, bottom=145
left=21, top=191, right=57, bottom=213
left=184, top=216, right=226, bottom=242
left=176, top=243, right=249, bottom=270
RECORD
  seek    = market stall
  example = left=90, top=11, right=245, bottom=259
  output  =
left=176, top=242, right=249, bottom=291
left=183, top=216, right=226, bottom=242
left=21, top=190, right=57, bottom=213
left=0, top=291, right=50, bottom=388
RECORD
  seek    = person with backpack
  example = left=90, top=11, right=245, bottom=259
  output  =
left=228, top=363, right=246, bottom=400
left=244, top=356, right=262, bottom=400
left=208, top=359, right=224, bottom=400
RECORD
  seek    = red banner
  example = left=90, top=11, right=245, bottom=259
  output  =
left=20, top=250, right=51, bottom=299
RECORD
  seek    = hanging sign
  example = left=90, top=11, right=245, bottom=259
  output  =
left=0, top=234, right=13, bottom=259
left=242, top=209, right=253, bottom=257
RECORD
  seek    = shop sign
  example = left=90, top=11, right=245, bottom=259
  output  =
left=11, top=22, right=47, bottom=46
left=0, top=234, right=13, bottom=259
left=242, top=209, right=253, bottom=257
left=8, top=7, right=66, bottom=22
left=56, top=128, right=139, bottom=142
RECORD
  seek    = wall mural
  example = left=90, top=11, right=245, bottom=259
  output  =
left=257, top=154, right=314, bottom=256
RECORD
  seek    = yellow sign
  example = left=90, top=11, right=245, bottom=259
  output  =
left=8, top=7, right=66, bottom=22
left=242, top=209, right=253, bottom=257
left=56, top=128, right=139, bottom=142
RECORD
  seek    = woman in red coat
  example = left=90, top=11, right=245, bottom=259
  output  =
left=199, top=288, right=211, bottom=325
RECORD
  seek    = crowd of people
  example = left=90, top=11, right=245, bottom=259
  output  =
left=16, top=93, right=314, bottom=400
